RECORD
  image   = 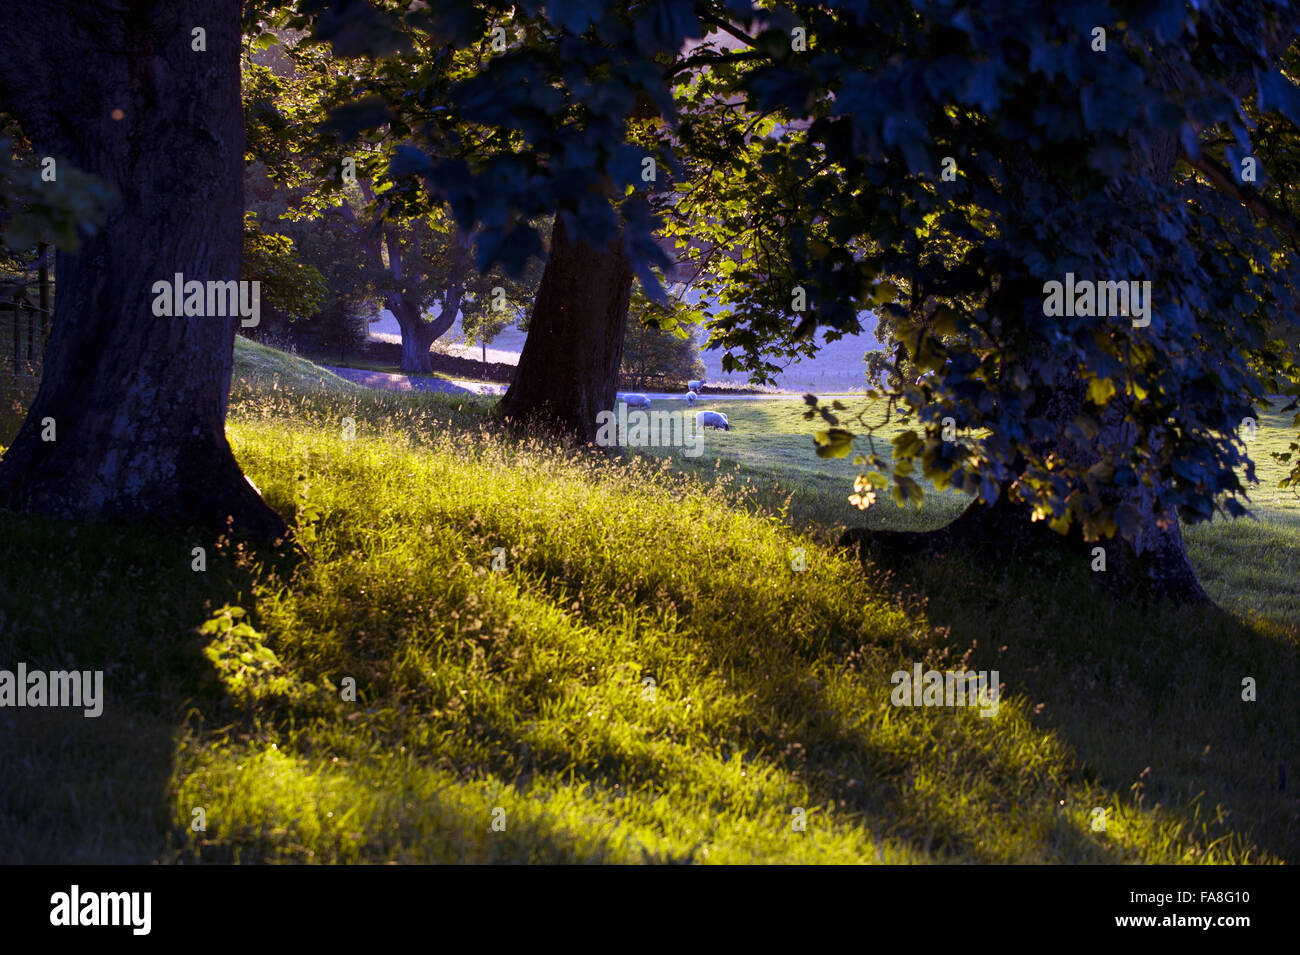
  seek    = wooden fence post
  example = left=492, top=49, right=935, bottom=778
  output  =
left=38, top=242, right=50, bottom=347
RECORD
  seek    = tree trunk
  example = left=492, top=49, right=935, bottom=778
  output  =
left=498, top=215, right=634, bottom=442
left=840, top=489, right=1206, bottom=603
left=392, top=299, right=437, bottom=374
left=841, top=358, right=1209, bottom=603
left=386, top=285, right=461, bottom=377
left=0, top=1, right=287, bottom=541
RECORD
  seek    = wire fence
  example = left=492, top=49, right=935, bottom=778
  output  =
left=0, top=299, right=48, bottom=373
left=1, top=246, right=52, bottom=375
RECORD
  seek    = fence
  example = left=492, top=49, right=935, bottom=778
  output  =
left=0, top=299, right=48, bottom=371
left=1, top=247, right=52, bottom=373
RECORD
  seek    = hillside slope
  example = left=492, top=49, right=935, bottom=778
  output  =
left=0, top=344, right=1294, bottom=863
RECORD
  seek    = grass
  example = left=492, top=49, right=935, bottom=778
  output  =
left=290, top=350, right=462, bottom=383
left=0, top=336, right=1295, bottom=863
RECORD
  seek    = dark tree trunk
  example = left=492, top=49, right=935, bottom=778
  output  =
left=841, top=358, right=1209, bottom=603
left=840, top=490, right=1207, bottom=603
left=498, top=215, right=634, bottom=442
left=0, top=1, right=287, bottom=540
left=392, top=299, right=438, bottom=374
left=379, top=228, right=465, bottom=375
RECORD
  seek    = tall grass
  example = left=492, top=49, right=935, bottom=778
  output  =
left=0, top=338, right=1293, bottom=863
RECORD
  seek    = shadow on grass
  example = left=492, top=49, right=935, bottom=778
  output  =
left=0, top=511, right=281, bottom=863
left=419, top=539, right=1296, bottom=863
left=882, top=544, right=1299, bottom=863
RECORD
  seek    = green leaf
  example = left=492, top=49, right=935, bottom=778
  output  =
left=891, top=475, right=924, bottom=507
left=813, top=428, right=855, bottom=458
left=931, top=306, right=960, bottom=336
left=1088, top=377, right=1116, bottom=406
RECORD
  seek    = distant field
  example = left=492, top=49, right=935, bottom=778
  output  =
left=367, top=307, right=883, bottom=392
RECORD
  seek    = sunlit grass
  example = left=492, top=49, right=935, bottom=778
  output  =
left=0, top=337, right=1294, bottom=863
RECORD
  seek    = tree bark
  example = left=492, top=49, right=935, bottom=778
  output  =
left=391, top=299, right=436, bottom=374
left=842, top=356, right=1210, bottom=603
left=0, top=1, right=287, bottom=541
left=840, top=489, right=1207, bottom=603
left=370, top=220, right=467, bottom=375
left=498, top=214, right=634, bottom=442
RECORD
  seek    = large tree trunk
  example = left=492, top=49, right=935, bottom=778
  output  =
left=841, top=488, right=1206, bottom=603
left=392, top=299, right=437, bottom=374
left=842, top=350, right=1209, bottom=602
left=498, top=215, right=634, bottom=442
left=0, top=1, right=287, bottom=541
left=843, top=299, right=1208, bottom=604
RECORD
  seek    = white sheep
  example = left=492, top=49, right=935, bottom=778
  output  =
left=687, top=379, right=703, bottom=393
left=686, top=390, right=698, bottom=406
left=695, top=410, right=729, bottom=431
left=622, top=393, right=651, bottom=409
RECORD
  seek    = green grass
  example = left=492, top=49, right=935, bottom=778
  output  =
left=0, top=337, right=1295, bottom=863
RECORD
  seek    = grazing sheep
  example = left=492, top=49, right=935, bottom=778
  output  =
left=622, top=393, right=651, bottom=409
left=686, top=390, right=698, bottom=406
left=695, top=410, right=730, bottom=431
left=688, top=379, right=703, bottom=393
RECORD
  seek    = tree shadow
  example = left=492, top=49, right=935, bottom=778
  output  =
left=854, top=544, right=1300, bottom=863
left=0, top=511, right=285, bottom=863
left=436, top=540, right=1295, bottom=863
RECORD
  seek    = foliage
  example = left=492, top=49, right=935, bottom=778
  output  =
left=255, top=1, right=1300, bottom=546
left=459, top=289, right=520, bottom=359
left=200, top=605, right=320, bottom=707
left=0, top=131, right=115, bottom=255
left=622, top=289, right=706, bottom=388
left=667, top=3, right=1300, bottom=544
left=243, top=36, right=547, bottom=358
left=241, top=215, right=328, bottom=329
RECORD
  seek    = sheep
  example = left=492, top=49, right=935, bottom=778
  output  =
left=695, top=410, right=730, bottom=431
left=687, top=380, right=703, bottom=393
left=686, top=390, right=698, bottom=406
left=622, top=393, right=651, bottom=409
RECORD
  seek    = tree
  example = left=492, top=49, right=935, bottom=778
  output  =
left=663, top=4, right=1300, bottom=599
left=277, top=215, right=379, bottom=355
left=499, top=214, right=636, bottom=433
left=370, top=2, right=695, bottom=439
left=245, top=19, right=537, bottom=375
left=242, top=161, right=377, bottom=352
left=460, top=276, right=532, bottom=365
left=240, top=214, right=328, bottom=346
left=622, top=290, right=706, bottom=389
left=0, top=2, right=287, bottom=539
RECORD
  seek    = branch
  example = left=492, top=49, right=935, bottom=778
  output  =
left=698, top=13, right=761, bottom=49
left=1186, top=153, right=1300, bottom=245
left=665, top=50, right=764, bottom=81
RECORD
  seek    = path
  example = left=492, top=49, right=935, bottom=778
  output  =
left=323, top=365, right=863, bottom=402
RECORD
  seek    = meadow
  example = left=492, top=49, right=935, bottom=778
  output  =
left=0, top=339, right=1295, bottom=863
